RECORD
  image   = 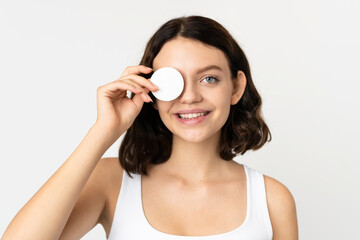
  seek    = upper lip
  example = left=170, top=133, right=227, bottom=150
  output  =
left=175, top=109, right=210, bottom=114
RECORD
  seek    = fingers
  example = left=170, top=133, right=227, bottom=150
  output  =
left=119, top=74, right=158, bottom=92
left=98, top=80, right=146, bottom=102
left=120, top=65, right=153, bottom=78
left=99, top=65, right=158, bottom=104
left=116, top=67, right=158, bottom=103
left=132, top=89, right=152, bottom=108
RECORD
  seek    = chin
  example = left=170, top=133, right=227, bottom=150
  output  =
left=174, top=131, right=216, bottom=144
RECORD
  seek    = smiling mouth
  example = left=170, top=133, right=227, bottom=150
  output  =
left=176, top=111, right=211, bottom=119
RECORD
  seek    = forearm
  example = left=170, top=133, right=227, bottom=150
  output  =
left=2, top=125, right=119, bottom=239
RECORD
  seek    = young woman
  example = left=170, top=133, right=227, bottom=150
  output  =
left=3, top=16, right=298, bottom=239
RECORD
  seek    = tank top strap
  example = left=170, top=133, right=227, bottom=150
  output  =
left=243, top=165, right=273, bottom=238
left=107, top=170, right=145, bottom=239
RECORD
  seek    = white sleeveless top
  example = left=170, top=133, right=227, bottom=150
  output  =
left=107, top=164, right=273, bottom=240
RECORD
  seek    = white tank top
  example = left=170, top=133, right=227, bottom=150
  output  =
left=107, top=164, right=273, bottom=240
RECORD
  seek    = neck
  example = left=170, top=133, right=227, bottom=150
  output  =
left=152, top=130, right=230, bottom=183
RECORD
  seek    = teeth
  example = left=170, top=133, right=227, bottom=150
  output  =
left=178, top=112, right=208, bottom=119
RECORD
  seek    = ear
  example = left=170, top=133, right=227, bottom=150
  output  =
left=231, top=70, right=247, bottom=105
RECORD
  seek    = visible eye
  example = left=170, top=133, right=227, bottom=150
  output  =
left=201, top=76, right=219, bottom=84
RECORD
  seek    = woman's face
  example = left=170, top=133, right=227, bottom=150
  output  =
left=152, top=37, right=245, bottom=143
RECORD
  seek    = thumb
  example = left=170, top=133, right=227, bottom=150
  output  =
left=132, top=89, right=152, bottom=111
left=132, top=93, right=146, bottom=111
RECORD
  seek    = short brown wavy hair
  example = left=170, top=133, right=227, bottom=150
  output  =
left=119, top=15, right=272, bottom=177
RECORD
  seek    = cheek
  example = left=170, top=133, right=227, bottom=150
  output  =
left=219, top=103, right=231, bottom=123
left=155, top=101, right=173, bottom=121
left=212, top=86, right=233, bottom=108
left=210, top=87, right=233, bottom=123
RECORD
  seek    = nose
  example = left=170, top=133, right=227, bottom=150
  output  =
left=178, top=80, right=202, bottom=104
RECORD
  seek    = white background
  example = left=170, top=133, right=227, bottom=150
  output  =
left=1, top=0, right=359, bottom=239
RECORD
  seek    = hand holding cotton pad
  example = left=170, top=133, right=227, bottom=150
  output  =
left=150, top=67, right=184, bottom=101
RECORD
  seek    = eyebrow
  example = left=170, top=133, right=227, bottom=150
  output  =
left=196, top=65, right=223, bottom=74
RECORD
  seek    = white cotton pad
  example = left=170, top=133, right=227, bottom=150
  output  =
left=150, top=67, right=184, bottom=101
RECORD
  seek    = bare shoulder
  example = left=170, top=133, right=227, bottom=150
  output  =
left=89, top=157, right=123, bottom=196
left=263, top=175, right=298, bottom=240
left=96, top=157, right=124, bottom=235
left=96, top=157, right=123, bottom=211
left=59, top=157, right=123, bottom=239
left=263, top=175, right=296, bottom=210
left=97, top=157, right=123, bottom=184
